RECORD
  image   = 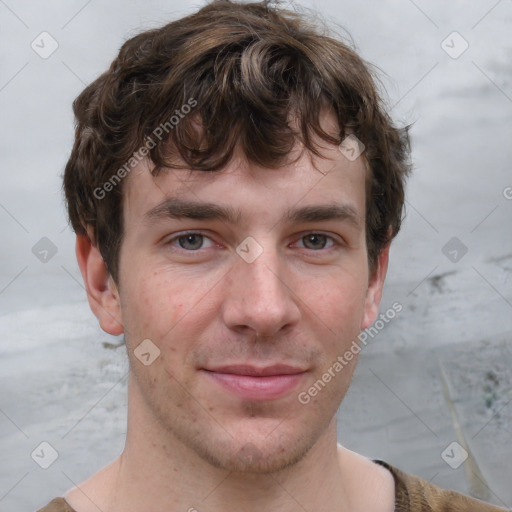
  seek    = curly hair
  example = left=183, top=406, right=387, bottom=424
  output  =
left=63, top=0, right=411, bottom=283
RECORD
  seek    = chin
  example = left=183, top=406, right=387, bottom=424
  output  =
left=199, top=436, right=312, bottom=474
left=175, top=415, right=325, bottom=474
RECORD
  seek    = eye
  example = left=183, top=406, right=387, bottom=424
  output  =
left=168, top=232, right=216, bottom=251
left=178, top=233, right=204, bottom=250
left=297, top=233, right=335, bottom=250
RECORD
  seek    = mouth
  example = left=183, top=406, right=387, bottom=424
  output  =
left=201, top=364, right=307, bottom=401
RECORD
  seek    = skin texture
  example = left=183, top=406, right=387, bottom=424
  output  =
left=68, top=125, right=395, bottom=512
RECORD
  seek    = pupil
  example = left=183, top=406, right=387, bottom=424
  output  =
left=305, top=234, right=326, bottom=249
left=180, top=234, right=202, bottom=250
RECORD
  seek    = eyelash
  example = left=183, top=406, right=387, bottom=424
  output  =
left=165, top=231, right=341, bottom=253
left=166, top=231, right=217, bottom=252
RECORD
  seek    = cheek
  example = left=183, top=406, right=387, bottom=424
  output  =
left=120, top=267, right=220, bottom=361
left=120, top=272, right=186, bottom=344
left=306, top=271, right=367, bottom=336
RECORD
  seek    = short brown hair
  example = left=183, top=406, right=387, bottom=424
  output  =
left=63, top=0, right=411, bottom=283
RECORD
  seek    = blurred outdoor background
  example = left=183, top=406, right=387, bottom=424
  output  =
left=1, top=0, right=511, bottom=509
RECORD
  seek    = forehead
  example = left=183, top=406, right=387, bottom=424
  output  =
left=122, top=130, right=368, bottom=229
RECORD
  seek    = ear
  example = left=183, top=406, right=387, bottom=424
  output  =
left=360, top=243, right=390, bottom=331
left=75, top=228, right=124, bottom=336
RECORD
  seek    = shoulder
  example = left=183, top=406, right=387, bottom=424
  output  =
left=37, top=497, right=77, bottom=512
left=374, top=460, right=510, bottom=512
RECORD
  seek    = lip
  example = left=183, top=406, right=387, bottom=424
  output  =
left=202, top=364, right=307, bottom=401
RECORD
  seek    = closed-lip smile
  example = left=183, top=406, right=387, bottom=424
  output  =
left=202, top=364, right=307, bottom=401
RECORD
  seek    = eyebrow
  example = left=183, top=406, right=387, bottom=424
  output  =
left=145, top=199, right=242, bottom=224
left=284, top=204, right=361, bottom=227
left=144, top=198, right=361, bottom=228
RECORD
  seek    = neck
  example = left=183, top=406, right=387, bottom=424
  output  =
left=102, top=379, right=351, bottom=512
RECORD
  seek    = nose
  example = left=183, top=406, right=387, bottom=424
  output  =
left=220, top=244, right=301, bottom=338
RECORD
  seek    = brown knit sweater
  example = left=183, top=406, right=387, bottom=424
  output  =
left=37, top=460, right=509, bottom=512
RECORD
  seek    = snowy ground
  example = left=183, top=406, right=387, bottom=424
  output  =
left=1, top=0, right=511, bottom=510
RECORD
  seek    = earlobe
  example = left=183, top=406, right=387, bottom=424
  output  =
left=75, top=230, right=124, bottom=336
left=360, top=244, right=390, bottom=331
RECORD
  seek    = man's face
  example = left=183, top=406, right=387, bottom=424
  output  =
left=112, top=133, right=386, bottom=472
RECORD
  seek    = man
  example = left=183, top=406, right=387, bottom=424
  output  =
left=38, top=1, right=508, bottom=511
